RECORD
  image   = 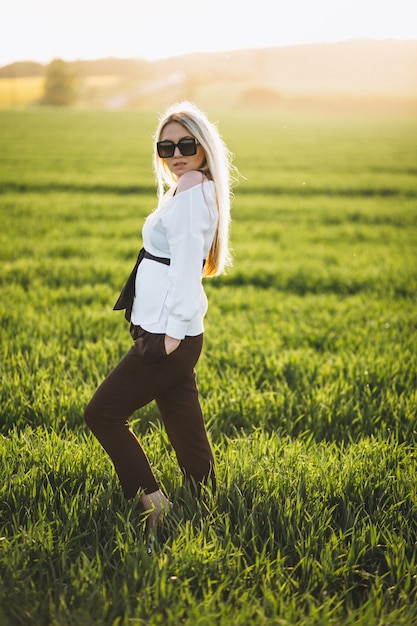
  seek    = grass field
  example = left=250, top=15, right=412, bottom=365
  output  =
left=0, top=107, right=416, bottom=625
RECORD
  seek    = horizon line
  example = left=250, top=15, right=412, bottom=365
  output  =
left=1, top=36, right=416, bottom=69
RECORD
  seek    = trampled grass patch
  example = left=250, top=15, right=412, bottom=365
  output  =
left=0, top=108, right=416, bottom=624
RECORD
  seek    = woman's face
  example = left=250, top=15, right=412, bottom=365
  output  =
left=159, top=121, right=206, bottom=178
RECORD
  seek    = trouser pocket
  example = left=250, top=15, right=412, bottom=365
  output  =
left=133, top=327, right=166, bottom=363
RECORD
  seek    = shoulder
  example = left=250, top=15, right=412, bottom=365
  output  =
left=176, top=170, right=206, bottom=193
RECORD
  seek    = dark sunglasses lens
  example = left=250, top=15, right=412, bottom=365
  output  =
left=157, top=138, right=198, bottom=158
left=178, top=138, right=197, bottom=156
left=157, top=141, right=174, bottom=158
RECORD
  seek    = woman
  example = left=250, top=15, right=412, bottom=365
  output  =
left=84, top=101, right=233, bottom=531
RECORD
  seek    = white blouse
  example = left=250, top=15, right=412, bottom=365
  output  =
left=130, top=180, right=218, bottom=339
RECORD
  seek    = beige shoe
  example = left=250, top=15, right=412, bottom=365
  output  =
left=140, top=489, right=172, bottom=534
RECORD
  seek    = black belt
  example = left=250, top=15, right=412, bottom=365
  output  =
left=113, top=248, right=170, bottom=321
left=143, top=250, right=170, bottom=266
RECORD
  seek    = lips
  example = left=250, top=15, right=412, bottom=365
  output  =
left=173, top=161, right=187, bottom=170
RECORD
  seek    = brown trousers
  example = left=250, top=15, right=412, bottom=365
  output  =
left=84, top=327, right=215, bottom=498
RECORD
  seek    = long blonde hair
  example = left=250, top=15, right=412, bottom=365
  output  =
left=153, top=101, right=234, bottom=276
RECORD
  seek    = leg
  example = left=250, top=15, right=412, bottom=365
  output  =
left=156, top=370, right=216, bottom=495
left=84, top=344, right=160, bottom=498
left=84, top=329, right=204, bottom=498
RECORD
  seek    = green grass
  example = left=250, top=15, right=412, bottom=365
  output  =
left=1, top=428, right=416, bottom=625
left=0, top=108, right=416, bottom=625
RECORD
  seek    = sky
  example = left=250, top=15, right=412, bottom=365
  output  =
left=2, top=0, right=417, bottom=66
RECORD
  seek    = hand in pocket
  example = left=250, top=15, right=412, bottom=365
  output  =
left=164, top=335, right=181, bottom=355
left=135, top=330, right=166, bottom=363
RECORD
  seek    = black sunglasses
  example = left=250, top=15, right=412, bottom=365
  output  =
left=157, top=137, right=199, bottom=158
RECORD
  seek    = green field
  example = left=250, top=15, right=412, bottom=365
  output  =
left=0, top=107, right=416, bottom=625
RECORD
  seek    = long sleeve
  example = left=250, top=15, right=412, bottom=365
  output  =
left=162, top=186, right=216, bottom=339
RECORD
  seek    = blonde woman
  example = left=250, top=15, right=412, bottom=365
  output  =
left=85, top=102, right=233, bottom=531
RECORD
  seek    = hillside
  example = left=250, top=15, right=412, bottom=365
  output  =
left=1, top=39, right=416, bottom=110
left=155, top=39, right=417, bottom=96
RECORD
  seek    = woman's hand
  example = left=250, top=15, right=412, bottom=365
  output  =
left=164, top=335, right=181, bottom=355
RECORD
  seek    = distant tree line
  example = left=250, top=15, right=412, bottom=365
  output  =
left=0, top=61, right=45, bottom=78
left=41, top=59, right=78, bottom=105
left=0, top=57, right=153, bottom=106
left=0, top=40, right=415, bottom=107
left=0, top=57, right=150, bottom=78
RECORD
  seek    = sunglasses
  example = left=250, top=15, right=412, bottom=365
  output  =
left=156, top=137, right=199, bottom=158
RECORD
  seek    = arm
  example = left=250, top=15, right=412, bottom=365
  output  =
left=162, top=175, right=214, bottom=344
left=166, top=172, right=206, bottom=353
